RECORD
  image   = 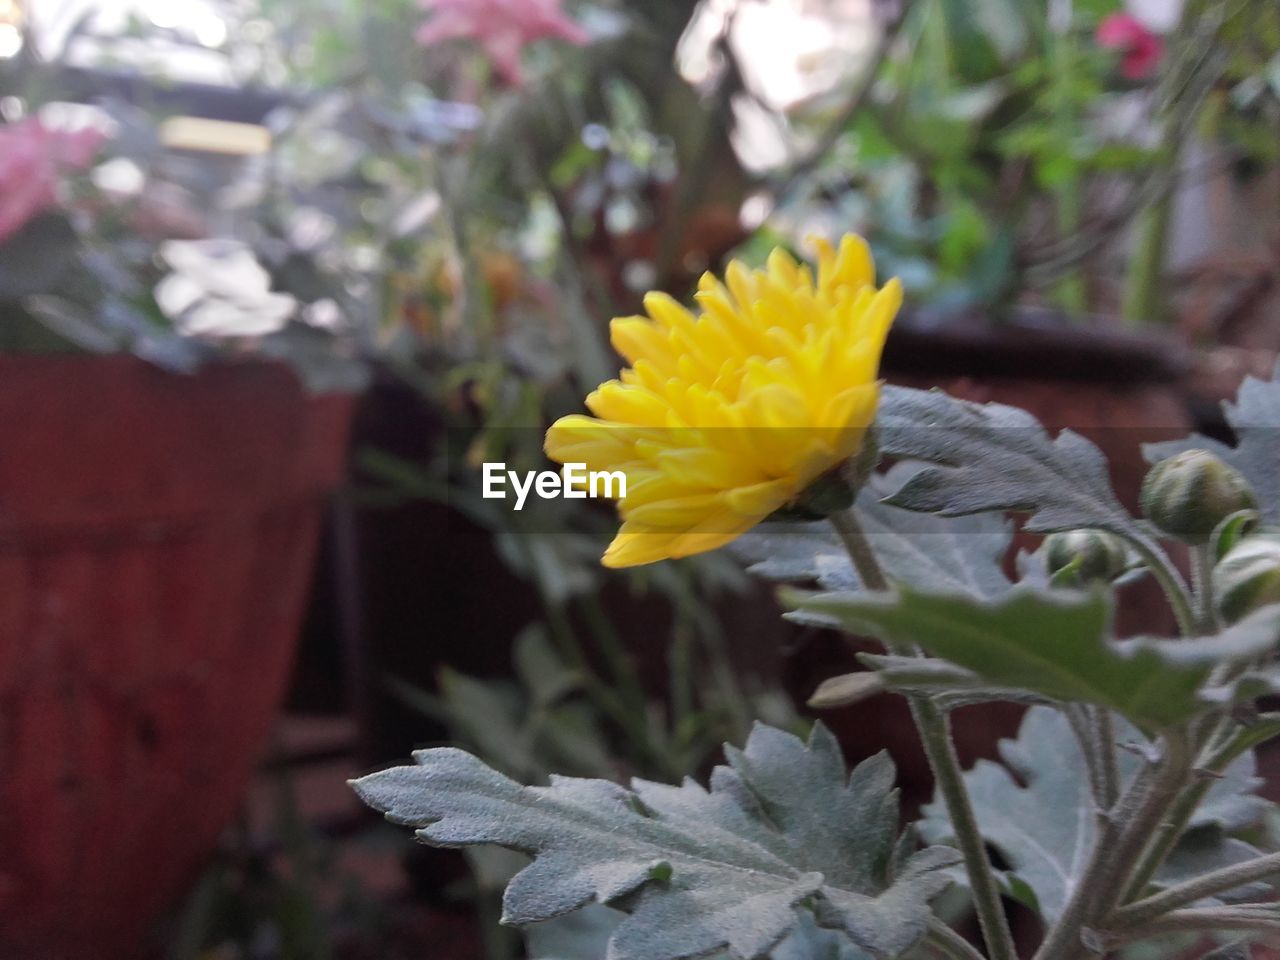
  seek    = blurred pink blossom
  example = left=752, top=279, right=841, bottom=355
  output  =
left=1096, top=12, right=1165, bottom=81
left=0, top=117, right=105, bottom=246
left=415, top=0, right=589, bottom=86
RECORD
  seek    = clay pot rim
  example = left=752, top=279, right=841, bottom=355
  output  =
left=887, top=307, right=1191, bottom=385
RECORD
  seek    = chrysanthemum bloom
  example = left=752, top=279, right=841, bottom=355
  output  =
left=415, top=0, right=589, bottom=87
left=0, top=118, right=104, bottom=246
left=545, top=235, right=901, bottom=568
left=1096, top=13, right=1164, bottom=80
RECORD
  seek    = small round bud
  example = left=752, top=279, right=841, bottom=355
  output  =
left=1214, top=532, right=1280, bottom=625
left=1042, top=530, right=1129, bottom=584
left=1140, top=450, right=1258, bottom=544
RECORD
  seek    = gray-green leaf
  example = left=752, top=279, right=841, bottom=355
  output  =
left=877, top=385, right=1140, bottom=537
left=352, top=723, right=959, bottom=960
left=1145, top=360, right=1280, bottom=524
left=528, top=907, right=873, bottom=960
left=920, top=707, right=1273, bottom=924
left=788, top=587, right=1280, bottom=731
left=733, top=463, right=1013, bottom=598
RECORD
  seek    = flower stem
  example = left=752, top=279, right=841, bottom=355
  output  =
left=1034, top=732, right=1192, bottom=960
left=830, top=509, right=1017, bottom=960
left=1108, top=852, right=1280, bottom=929
left=1191, top=543, right=1219, bottom=634
left=1107, top=906, right=1280, bottom=945
left=927, top=919, right=988, bottom=960
left=1123, top=533, right=1197, bottom=636
left=1116, top=713, right=1268, bottom=904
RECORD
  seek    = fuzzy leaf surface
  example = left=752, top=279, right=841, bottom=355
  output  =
left=527, top=907, right=872, bottom=960
left=352, top=723, right=958, bottom=960
left=1145, top=360, right=1280, bottom=524
left=790, top=587, right=1280, bottom=730
left=733, top=463, right=1012, bottom=598
left=876, top=385, right=1140, bottom=536
left=920, top=707, right=1273, bottom=924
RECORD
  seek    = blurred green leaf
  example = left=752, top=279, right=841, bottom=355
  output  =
left=788, top=586, right=1280, bottom=730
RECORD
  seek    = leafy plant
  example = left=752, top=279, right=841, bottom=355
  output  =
left=356, top=342, right=1280, bottom=960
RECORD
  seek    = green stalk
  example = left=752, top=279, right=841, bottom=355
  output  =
left=1049, top=4, right=1088, bottom=314
left=1120, top=135, right=1181, bottom=328
left=1109, top=852, right=1280, bottom=928
left=1191, top=543, right=1220, bottom=633
left=830, top=510, right=1018, bottom=960
left=1122, top=533, right=1197, bottom=637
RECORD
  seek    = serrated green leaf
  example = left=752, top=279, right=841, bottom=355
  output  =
left=920, top=707, right=1273, bottom=925
left=877, top=386, right=1142, bottom=538
left=352, top=723, right=959, bottom=960
left=733, top=464, right=1013, bottom=598
left=1145, top=360, right=1280, bottom=524
left=788, top=587, right=1280, bottom=731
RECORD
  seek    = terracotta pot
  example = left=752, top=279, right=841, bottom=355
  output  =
left=0, top=355, right=355, bottom=959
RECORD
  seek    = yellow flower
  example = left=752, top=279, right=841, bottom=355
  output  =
left=545, top=234, right=901, bottom=568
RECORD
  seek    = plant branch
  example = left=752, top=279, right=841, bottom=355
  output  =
left=1104, top=906, right=1280, bottom=946
left=927, top=919, right=988, bottom=960
left=1192, top=543, right=1220, bottom=634
left=1093, top=708, right=1121, bottom=810
left=1067, top=705, right=1108, bottom=808
left=1117, top=715, right=1280, bottom=903
left=1033, top=733, right=1192, bottom=960
left=829, top=510, right=1017, bottom=960
left=1122, top=533, right=1197, bottom=637
left=1108, top=852, right=1280, bottom=929
left=830, top=509, right=890, bottom=593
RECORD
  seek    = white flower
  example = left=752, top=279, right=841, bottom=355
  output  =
left=156, top=239, right=297, bottom=338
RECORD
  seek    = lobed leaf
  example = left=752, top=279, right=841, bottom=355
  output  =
left=1145, top=360, right=1280, bottom=524
left=352, top=723, right=959, bottom=960
left=876, top=385, right=1141, bottom=537
left=788, top=587, right=1280, bottom=731
left=733, top=463, right=1013, bottom=598
left=920, top=708, right=1274, bottom=924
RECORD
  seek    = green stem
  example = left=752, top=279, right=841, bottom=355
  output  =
left=1093, top=708, right=1121, bottom=809
left=830, top=509, right=889, bottom=592
left=1048, top=6, right=1087, bottom=314
left=1120, top=140, right=1180, bottom=328
left=1192, top=543, right=1219, bottom=634
left=1035, top=733, right=1192, bottom=960
left=927, top=919, right=988, bottom=960
left=830, top=510, right=1018, bottom=960
left=1109, top=906, right=1280, bottom=944
left=1118, top=716, right=1269, bottom=903
left=1109, top=852, right=1280, bottom=928
left=1120, top=0, right=1222, bottom=328
left=579, top=593, right=649, bottom=719
left=541, top=590, right=674, bottom=778
left=1123, top=533, right=1197, bottom=637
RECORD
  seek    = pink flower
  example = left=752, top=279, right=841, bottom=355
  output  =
left=1096, top=12, right=1165, bottom=81
left=0, top=118, right=105, bottom=246
left=416, top=0, right=590, bottom=87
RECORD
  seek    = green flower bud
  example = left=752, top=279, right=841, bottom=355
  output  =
left=1042, top=530, right=1129, bottom=584
left=1140, top=450, right=1258, bottom=544
left=1214, top=532, right=1280, bottom=625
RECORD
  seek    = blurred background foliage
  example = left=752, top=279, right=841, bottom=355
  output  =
left=1, top=0, right=1278, bottom=956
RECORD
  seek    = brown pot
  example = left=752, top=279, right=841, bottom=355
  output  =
left=0, top=356, right=355, bottom=959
